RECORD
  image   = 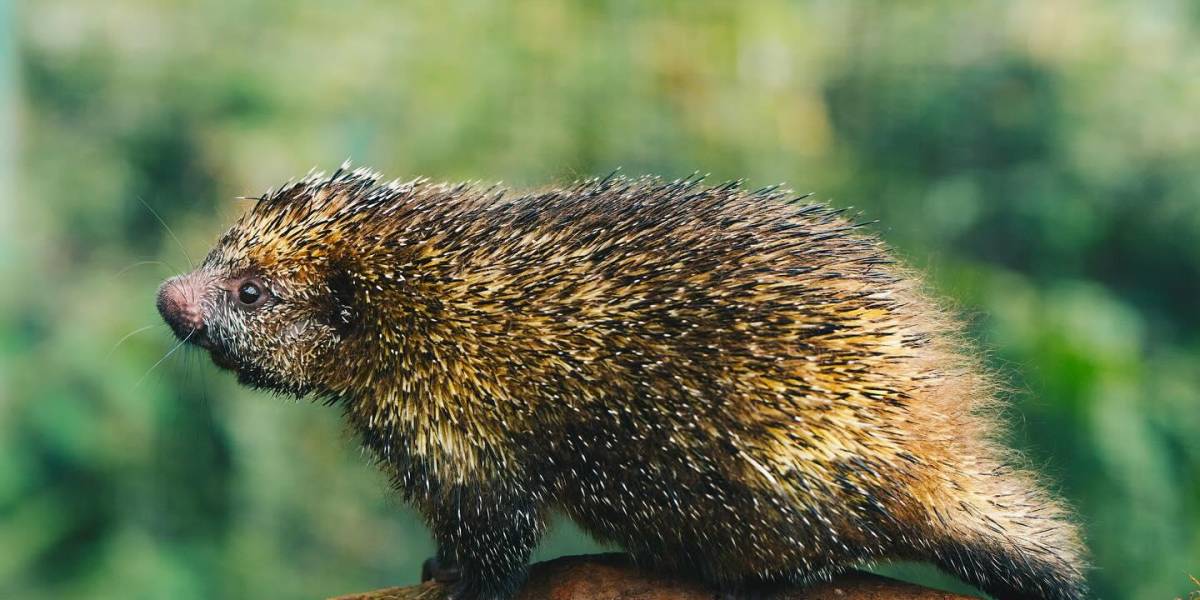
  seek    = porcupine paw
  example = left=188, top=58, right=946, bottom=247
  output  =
left=420, top=556, right=462, bottom=584
left=446, top=569, right=526, bottom=600
left=421, top=561, right=518, bottom=600
left=439, top=577, right=515, bottom=600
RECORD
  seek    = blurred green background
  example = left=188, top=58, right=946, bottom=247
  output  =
left=2, top=1, right=1198, bottom=598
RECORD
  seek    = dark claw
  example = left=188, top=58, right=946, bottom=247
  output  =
left=421, top=556, right=463, bottom=584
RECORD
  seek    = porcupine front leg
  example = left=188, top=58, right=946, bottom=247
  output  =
left=422, top=484, right=544, bottom=600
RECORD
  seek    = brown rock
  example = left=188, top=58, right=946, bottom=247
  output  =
left=328, top=554, right=978, bottom=600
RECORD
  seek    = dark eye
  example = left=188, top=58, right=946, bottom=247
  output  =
left=236, top=279, right=267, bottom=307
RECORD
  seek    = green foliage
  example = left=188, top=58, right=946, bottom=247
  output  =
left=2, top=1, right=1198, bottom=598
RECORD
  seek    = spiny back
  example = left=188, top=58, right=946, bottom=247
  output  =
left=216, top=169, right=970, bottom=477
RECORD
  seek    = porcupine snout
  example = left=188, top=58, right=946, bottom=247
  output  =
left=156, top=274, right=208, bottom=343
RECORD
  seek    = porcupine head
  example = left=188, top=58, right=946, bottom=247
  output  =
left=157, top=165, right=1088, bottom=600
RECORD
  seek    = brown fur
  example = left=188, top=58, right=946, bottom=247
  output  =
left=159, top=166, right=1087, bottom=600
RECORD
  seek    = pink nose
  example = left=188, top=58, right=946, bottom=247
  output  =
left=156, top=275, right=206, bottom=341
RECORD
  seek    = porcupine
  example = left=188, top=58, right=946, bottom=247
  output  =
left=155, top=165, right=1088, bottom=600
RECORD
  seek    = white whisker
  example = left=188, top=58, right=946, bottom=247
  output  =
left=138, top=196, right=194, bottom=270
left=105, top=324, right=160, bottom=360
left=134, top=328, right=196, bottom=389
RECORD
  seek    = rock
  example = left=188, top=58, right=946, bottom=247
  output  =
left=328, top=554, right=978, bottom=600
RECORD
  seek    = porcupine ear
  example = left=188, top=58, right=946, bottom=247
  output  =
left=326, top=267, right=359, bottom=338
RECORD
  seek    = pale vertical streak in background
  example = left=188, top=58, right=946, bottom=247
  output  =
left=0, top=0, right=13, bottom=409
left=0, top=0, right=12, bottom=254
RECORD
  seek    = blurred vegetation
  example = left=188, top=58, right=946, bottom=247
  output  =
left=2, top=1, right=1198, bottom=598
